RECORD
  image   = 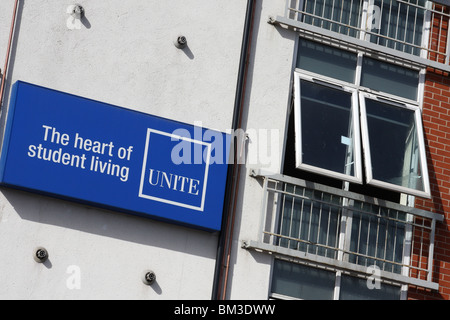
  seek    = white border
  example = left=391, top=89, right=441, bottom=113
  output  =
left=294, top=73, right=363, bottom=184
left=138, top=128, right=212, bottom=212
left=359, top=93, right=431, bottom=198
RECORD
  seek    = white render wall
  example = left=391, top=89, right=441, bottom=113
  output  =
left=0, top=0, right=246, bottom=299
left=226, top=1, right=297, bottom=299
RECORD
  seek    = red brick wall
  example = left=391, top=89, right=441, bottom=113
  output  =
left=411, top=69, right=450, bottom=300
left=427, top=5, right=449, bottom=64
left=409, top=3, right=450, bottom=300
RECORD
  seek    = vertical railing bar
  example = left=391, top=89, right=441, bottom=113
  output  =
left=312, top=0, right=318, bottom=26
left=392, top=212, right=399, bottom=273
left=403, top=0, right=411, bottom=53
left=285, top=0, right=290, bottom=18
left=301, top=0, right=307, bottom=21
left=437, top=9, right=444, bottom=62
left=365, top=204, right=372, bottom=267
left=435, top=8, right=441, bottom=62
left=386, top=0, right=393, bottom=48
left=357, top=0, right=365, bottom=39
left=306, top=188, right=314, bottom=254
left=356, top=202, right=363, bottom=265
left=321, top=0, right=328, bottom=29
left=428, top=3, right=435, bottom=59
left=360, top=0, right=369, bottom=40
left=325, top=194, right=333, bottom=257
left=418, top=220, right=425, bottom=279
left=339, top=0, right=345, bottom=34
left=348, top=0, right=355, bottom=36
left=337, top=196, right=348, bottom=261
left=427, top=218, right=436, bottom=283
left=342, top=198, right=354, bottom=262
left=402, top=213, right=414, bottom=280
left=296, top=186, right=306, bottom=251
left=271, top=182, right=282, bottom=245
left=411, top=1, right=420, bottom=54
left=393, top=0, right=402, bottom=51
left=383, top=209, right=390, bottom=272
left=316, top=191, right=324, bottom=255
left=335, top=200, right=342, bottom=260
left=269, top=181, right=278, bottom=245
left=409, top=219, right=416, bottom=278
left=330, top=0, right=336, bottom=30
left=279, top=182, right=289, bottom=246
left=288, top=184, right=296, bottom=248
left=445, top=12, right=450, bottom=64
left=374, top=206, right=382, bottom=269
left=377, top=0, right=385, bottom=45
left=422, top=2, right=433, bottom=59
left=259, top=177, right=269, bottom=243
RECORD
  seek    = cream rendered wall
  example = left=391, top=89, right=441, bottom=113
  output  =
left=0, top=0, right=245, bottom=299
left=227, top=1, right=297, bottom=299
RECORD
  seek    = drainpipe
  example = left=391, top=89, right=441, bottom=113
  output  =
left=212, top=0, right=255, bottom=300
left=0, top=0, right=19, bottom=111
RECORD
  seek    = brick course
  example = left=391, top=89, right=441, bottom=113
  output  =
left=413, top=67, right=450, bottom=300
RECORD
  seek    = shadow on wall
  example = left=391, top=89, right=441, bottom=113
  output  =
left=0, top=0, right=24, bottom=147
left=1, top=187, right=218, bottom=260
left=409, top=131, right=448, bottom=300
left=0, top=1, right=216, bottom=261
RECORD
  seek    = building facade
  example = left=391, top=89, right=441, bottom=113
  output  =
left=0, top=0, right=449, bottom=300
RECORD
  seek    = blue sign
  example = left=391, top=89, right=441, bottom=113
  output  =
left=0, top=81, right=230, bottom=231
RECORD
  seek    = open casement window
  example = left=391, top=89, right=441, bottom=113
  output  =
left=293, top=37, right=431, bottom=198
left=359, top=93, right=431, bottom=197
left=293, top=75, right=363, bottom=184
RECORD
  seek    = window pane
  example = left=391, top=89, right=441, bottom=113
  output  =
left=348, top=202, right=406, bottom=274
left=363, top=98, right=425, bottom=192
left=340, top=275, right=401, bottom=300
left=370, top=0, right=425, bottom=56
left=271, top=260, right=336, bottom=300
left=298, top=80, right=358, bottom=178
left=302, top=0, right=363, bottom=38
left=297, top=38, right=357, bottom=83
left=278, top=185, right=341, bottom=259
left=361, top=57, right=419, bottom=100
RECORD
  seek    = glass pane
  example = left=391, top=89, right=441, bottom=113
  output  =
left=340, top=275, right=401, bottom=300
left=297, top=38, right=357, bottom=83
left=370, top=0, right=425, bottom=56
left=361, top=57, right=419, bottom=100
left=364, top=98, right=425, bottom=192
left=348, top=202, right=406, bottom=274
left=271, top=259, right=336, bottom=300
left=302, top=0, right=363, bottom=38
left=299, top=80, right=357, bottom=177
left=278, top=185, right=341, bottom=259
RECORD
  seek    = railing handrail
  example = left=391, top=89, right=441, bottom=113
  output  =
left=247, top=168, right=442, bottom=291
left=250, top=168, right=444, bottom=222
left=277, top=0, right=450, bottom=71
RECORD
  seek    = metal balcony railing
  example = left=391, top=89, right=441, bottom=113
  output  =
left=244, top=170, right=444, bottom=291
left=273, top=0, right=450, bottom=70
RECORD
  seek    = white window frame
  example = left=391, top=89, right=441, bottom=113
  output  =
left=292, top=37, right=431, bottom=198
left=359, top=92, right=431, bottom=198
left=293, top=74, right=363, bottom=184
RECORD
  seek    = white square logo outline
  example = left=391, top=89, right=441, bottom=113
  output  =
left=138, top=128, right=211, bottom=212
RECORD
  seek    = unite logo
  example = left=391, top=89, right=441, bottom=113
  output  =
left=138, top=128, right=211, bottom=211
